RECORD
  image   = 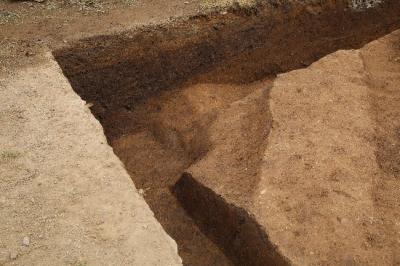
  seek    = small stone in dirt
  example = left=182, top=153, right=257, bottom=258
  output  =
left=9, top=251, right=18, bottom=260
left=22, top=236, right=30, bottom=246
left=138, top=189, right=144, bottom=195
left=25, top=51, right=35, bottom=57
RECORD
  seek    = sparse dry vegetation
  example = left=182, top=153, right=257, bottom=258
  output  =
left=200, top=0, right=256, bottom=10
left=0, top=151, right=20, bottom=161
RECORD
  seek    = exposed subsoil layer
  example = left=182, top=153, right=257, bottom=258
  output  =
left=54, top=1, right=400, bottom=265
left=177, top=31, right=400, bottom=265
left=110, top=81, right=271, bottom=265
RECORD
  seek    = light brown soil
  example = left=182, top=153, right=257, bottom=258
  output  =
left=85, top=30, right=400, bottom=265
left=0, top=58, right=182, bottom=266
left=109, top=81, right=271, bottom=265
left=1, top=0, right=400, bottom=265
left=177, top=31, right=400, bottom=265
left=52, top=1, right=400, bottom=264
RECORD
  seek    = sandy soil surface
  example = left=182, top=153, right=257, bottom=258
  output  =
left=0, top=56, right=182, bottom=265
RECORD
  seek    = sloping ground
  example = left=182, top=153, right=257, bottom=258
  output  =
left=178, top=30, right=400, bottom=265
left=0, top=56, right=181, bottom=265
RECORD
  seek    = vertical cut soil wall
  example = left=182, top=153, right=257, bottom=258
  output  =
left=54, top=1, right=400, bottom=265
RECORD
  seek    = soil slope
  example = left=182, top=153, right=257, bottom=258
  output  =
left=180, top=30, right=400, bottom=265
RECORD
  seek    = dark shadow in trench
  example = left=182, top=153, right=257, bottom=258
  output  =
left=53, top=2, right=400, bottom=265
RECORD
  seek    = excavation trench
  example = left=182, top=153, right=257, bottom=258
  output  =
left=54, top=1, right=400, bottom=265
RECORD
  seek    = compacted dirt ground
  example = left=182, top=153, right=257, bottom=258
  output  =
left=1, top=0, right=400, bottom=265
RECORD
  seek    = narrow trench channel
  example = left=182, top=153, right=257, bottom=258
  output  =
left=54, top=2, right=400, bottom=265
left=108, top=80, right=270, bottom=266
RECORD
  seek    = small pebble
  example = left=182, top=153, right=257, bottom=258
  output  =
left=25, top=51, right=35, bottom=57
left=22, top=236, right=30, bottom=246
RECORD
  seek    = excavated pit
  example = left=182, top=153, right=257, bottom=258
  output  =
left=54, top=1, right=400, bottom=265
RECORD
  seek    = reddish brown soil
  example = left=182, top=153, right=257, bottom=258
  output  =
left=2, top=0, right=400, bottom=265
left=111, top=82, right=265, bottom=266
left=52, top=1, right=400, bottom=264
left=177, top=31, right=400, bottom=265
left=0, top=0, right=202, bottom=75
